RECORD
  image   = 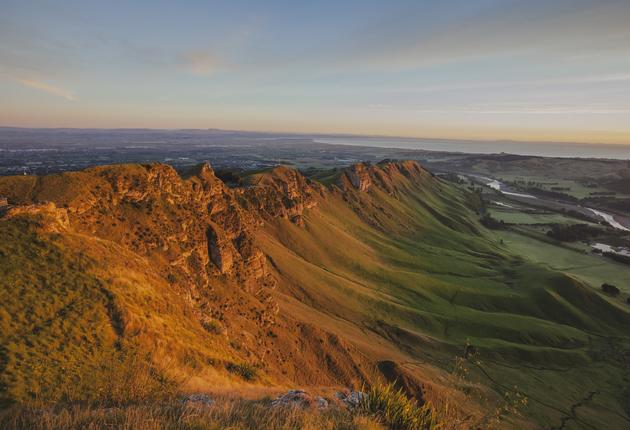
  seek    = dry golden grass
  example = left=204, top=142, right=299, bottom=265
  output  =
left=1, top=398, right=385, bottom=430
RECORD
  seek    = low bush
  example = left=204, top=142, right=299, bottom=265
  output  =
left=201, top=319, right=223, bottom=335
left=226, top=362, right=257, bottom=381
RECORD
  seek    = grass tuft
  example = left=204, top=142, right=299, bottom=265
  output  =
left=358, top=383, right=438, bottom=430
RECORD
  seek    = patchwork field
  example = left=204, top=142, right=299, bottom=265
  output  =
left=487, top=206, right=581, bottom=225
left=495, top=230, right=630, bottom=296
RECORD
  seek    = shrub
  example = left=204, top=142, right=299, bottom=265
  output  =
left=358, top=383, right=437, bottom=430
left=601, top=283, right=620, bottom=296
left=226, top=362, right=257, bottom=381
left=201, top=319, right=223, bottom=335
left=480, top=214, right=504, bottom=230
left=546, top=224, right=602, bottom=242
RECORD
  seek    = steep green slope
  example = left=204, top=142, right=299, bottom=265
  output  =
left=257, top=163, right=630, bottom=429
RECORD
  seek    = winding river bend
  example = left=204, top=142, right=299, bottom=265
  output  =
left=586, top=208, right=630, bottom=232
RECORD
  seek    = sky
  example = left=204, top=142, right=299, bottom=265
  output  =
left=1, top=0, right=630, bottom=144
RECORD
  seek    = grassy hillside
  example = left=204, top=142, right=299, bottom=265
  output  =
left=258, top=165, right=630, bottom=429
left=1, top=161, right=629, bottom=429
left=0, top=214, right=244, bottom=406
left=0, top=217, right=122, bottom=403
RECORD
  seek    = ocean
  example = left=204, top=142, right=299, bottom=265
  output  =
left=315, top=137, right=630, bottom=160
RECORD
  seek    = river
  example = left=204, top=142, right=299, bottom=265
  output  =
left=587, top=208, right=630, bottom=232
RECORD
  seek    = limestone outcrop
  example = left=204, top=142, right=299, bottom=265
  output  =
left=237, top=166, right=324, bottom=226
left=338, top=160, right=430, bottom=194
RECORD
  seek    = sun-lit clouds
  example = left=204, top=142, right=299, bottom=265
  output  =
left=13, top=77, right=77, bottom=101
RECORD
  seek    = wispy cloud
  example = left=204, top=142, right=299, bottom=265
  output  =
left=410, top=107, right=630, bottom=115
left=179, top=50, right=224, bottom=76
left=336, top=1, right=630, bottom=71
left=15, top=78, right=77, bottom=101
left=384, top=74, right=630, bottom=95
left=366, top=103, right=630, bottom=115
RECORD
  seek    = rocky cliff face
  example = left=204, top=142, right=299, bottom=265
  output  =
left=345, top=163, right=373, bottom=191
left=0, top=160, right=432, bottom=290
left=338, top=160, right=430, bottom=195
left=1, top=161, right=432, bottom=280
left=64, top=163, right=267, bottom=287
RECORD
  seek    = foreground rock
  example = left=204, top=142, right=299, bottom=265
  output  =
left=336, top=390, right=367, bottom=408
left=271, top=390, right=329, bottom=410
left=180, top=393, right=214, bottom=406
